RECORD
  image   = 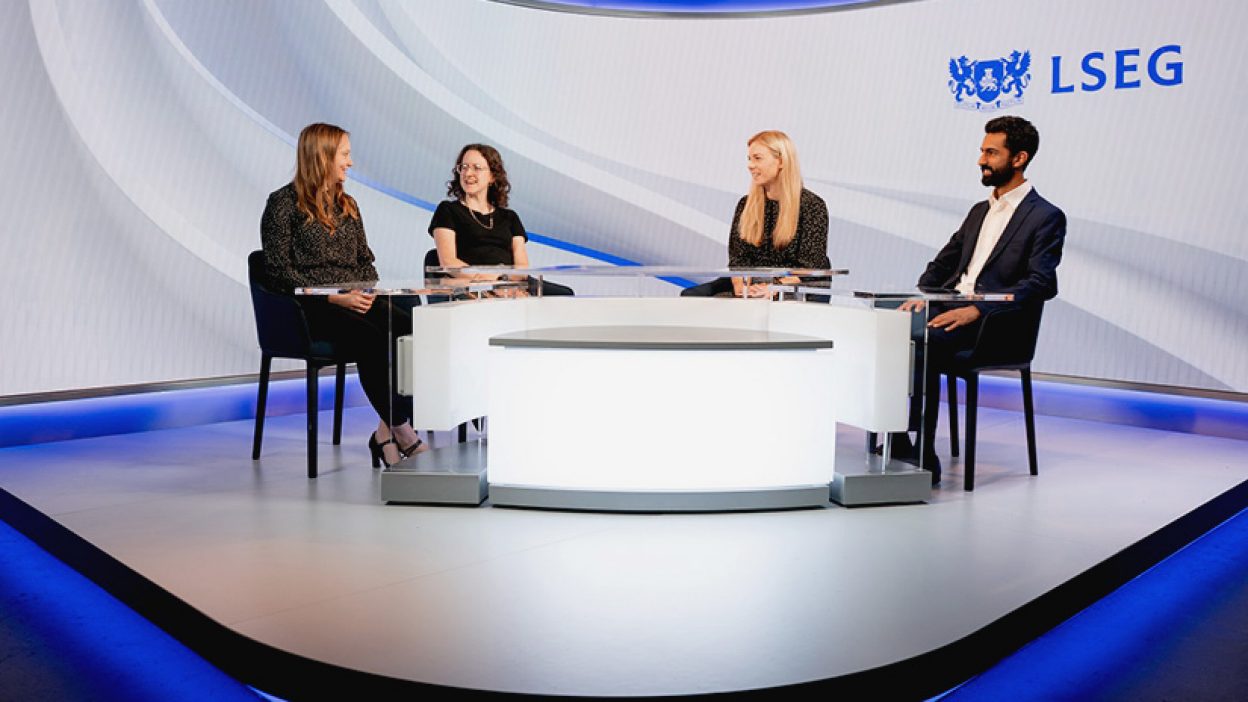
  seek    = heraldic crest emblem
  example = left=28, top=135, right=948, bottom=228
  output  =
left=949, top=50, right=1031, bottom=111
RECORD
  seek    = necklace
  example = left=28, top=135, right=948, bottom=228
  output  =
left=463, top=201, right=494, bottom=230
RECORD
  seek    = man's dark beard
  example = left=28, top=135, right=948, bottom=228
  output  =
left=981, top=162, right=1015, bottom=187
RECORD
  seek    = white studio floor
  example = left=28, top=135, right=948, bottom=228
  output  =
left=0, top=404, right=1246, bottom=697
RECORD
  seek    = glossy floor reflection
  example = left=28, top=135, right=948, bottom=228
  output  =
left=0, top=407, right=1245, bottom=696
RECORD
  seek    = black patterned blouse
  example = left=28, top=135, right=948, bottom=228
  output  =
left=260, top=183, right=378, bottom=292
left=727, top=188, right=831, bottom=269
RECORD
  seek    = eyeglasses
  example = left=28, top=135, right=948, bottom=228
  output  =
left=456, top=163, right=489, bottom=175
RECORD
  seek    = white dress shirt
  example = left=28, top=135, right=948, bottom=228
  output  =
left=955, top=181, right=1033, bottom=295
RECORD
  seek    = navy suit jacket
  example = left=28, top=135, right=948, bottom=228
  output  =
left=918, top=188, right=1066, bottom=314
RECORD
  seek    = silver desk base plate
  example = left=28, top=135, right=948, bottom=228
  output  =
left=488, top=484, right=830, bottom=513
left=831, top=456, right=933, bottom=506
left=380, top=442, right=488, bottom=505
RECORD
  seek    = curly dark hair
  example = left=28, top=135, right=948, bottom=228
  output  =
left=445, top=143, right=511, bottom=208
left=985, top=116, right=1040, bottom=171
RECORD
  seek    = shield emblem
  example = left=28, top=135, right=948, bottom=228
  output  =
left=973, top=59, right=1005, bottom=103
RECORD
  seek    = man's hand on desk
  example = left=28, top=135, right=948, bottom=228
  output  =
left=899, top=298, right=926, bottom=313
left=927, top=305, right=980, bottom=331
left=329, top=290, right=375, bottom=314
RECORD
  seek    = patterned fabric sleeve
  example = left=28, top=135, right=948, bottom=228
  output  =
left=795, top=190, right=831, bottom=269
left=260, top=187, right=311, bottom=291
left=726, top=196, right=748, bottom=266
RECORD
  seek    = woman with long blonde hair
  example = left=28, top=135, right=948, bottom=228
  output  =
left=682, top=130, right=830, bottom=297
left=261, top=123, right=425, bottom=467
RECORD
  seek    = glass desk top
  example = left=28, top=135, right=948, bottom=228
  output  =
left=426, top=264, right=850, bottom=279
left=294, top=280, right=524, bottom=296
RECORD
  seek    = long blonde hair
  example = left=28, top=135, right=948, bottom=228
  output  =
left=738, top=130, right=803, bottom=249
left=293, top=123, right=359, bottom=233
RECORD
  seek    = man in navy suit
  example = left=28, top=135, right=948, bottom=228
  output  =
left=899, top=116, right=1066, bottom=484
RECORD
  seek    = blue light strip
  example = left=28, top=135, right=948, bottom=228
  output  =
left=348, top=172, right=440, bottom=211
left=2, top=374, right=1244, bottom=449
left=518, top=0, right=877, bottom=13
left=0, top=377, right=366, bottom=448
left=526, top=233, right=697, bottom=287
left=970, top=375, right=1248, bottom=441
left=938, top=506, right=1248, bottom=700
left=0, top=518, right=263, bottom=700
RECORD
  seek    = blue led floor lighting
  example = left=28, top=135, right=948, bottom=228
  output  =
left=3, top=373, right=1244, bottom=449
left=939, top=506, right=1248, bottom=700
left=0, top=518, right=262, bottom=701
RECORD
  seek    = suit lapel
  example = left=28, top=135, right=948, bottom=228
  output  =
left=982, top=189, right=1038, bottom=271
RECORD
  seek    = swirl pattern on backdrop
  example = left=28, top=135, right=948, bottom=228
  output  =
left=1, top=0, right=1244, bottom=395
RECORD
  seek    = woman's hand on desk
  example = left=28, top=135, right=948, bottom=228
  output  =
left=329, top=290, right=375, bottom=314
left=732, top=277, right=773, bottom=298
left=482, top=286, right=528, bottom=299
left=899, top=298, right=926, bottom=313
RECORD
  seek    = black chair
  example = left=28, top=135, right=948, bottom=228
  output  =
left=422, top=249, right=454, bottom=305
left=943, top=305, right=1043, bottom=491
left=424, top=247, right=441, bottom=274
left=247, top=250, right=354, bottom=479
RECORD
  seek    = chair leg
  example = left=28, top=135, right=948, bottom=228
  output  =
left=307, top=364, right=319, bottom=479
left=964, top=373, right=978, bottom=491
left=947, top=375, right=960, bottom=458
left=253, top=353, right=272, bottom=460
left=332, top=363, right=346, bottom=446
left=1021, top=368, right=1038, bottom=476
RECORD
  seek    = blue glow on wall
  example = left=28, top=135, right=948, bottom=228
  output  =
left=2, top=373, right=1244, bottom=449
left=0, top=377, right=366, bottom=449
left=523, top=0, right=879, bottom=13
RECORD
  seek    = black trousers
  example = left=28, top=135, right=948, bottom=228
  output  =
left=911, top=304, right=983, bottom=459
left=299, top=297, right=412, bottom=427
left=529, top=277, right=574, bottom=296
left=680, top=277, right=734, bottom=297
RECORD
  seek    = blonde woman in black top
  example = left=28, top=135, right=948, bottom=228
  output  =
left=682, top=130, right=830, bottom=297
left=261, top=123, right=425, bottom=467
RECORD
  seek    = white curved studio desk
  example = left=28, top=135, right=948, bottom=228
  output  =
left=488, top=324, right=834, bottom=510
left=389, top=297, right=922, bottom=510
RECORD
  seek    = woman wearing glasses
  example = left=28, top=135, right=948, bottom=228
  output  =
left=682, top=130, right=830, bottom=297
left=428, top=144, right=573, bottom=296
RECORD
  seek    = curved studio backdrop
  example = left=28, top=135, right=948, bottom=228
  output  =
left=1, top=0, right=1244, bottom=397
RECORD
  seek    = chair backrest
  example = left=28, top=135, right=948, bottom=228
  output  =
left=247, top=250, right=315, bottom=359
left=969, top=303, right=1045, bottom=367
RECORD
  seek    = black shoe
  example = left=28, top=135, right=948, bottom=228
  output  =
left=873, top=432, right=916, bottom=458
left=924, top=453, right=942, bottom=485
left=368, top=433, right=399, bottom=468
left=398, top=437, right=426, bottom=459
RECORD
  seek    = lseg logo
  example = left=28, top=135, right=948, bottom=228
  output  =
left=950, top=44, right=1184, bottom=112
